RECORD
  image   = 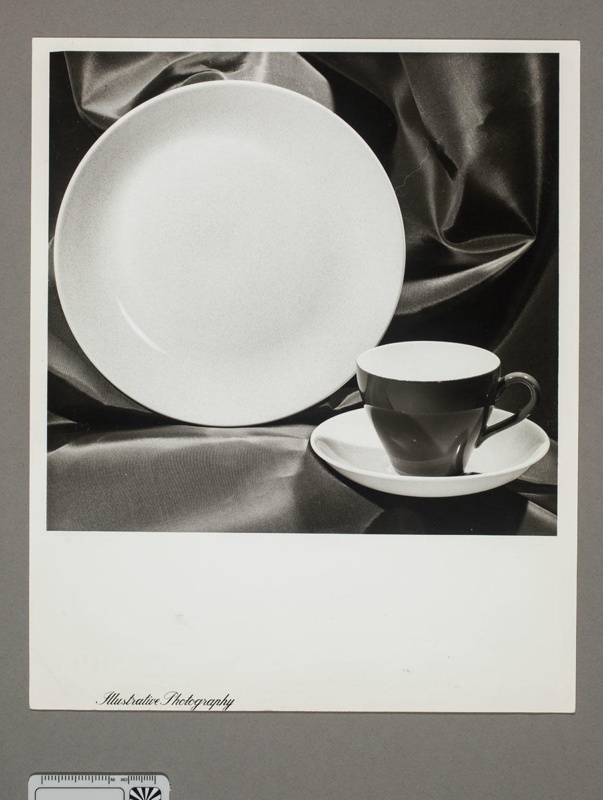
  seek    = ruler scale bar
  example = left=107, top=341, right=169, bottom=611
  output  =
left=29, top=775, right=170, bottom=800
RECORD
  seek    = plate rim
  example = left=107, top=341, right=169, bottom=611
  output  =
left=53, top=79, right=406, bottom=427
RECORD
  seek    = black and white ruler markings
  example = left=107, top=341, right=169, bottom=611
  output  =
left=28, top=774, right=169, bottom=800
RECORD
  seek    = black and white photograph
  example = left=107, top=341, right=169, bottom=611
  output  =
left=30, top=38, right=579, bottom=712
left=45, top=46, right=562, bottom=535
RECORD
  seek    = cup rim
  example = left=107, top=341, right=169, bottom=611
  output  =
left=356, top=340, right=501, bottom=383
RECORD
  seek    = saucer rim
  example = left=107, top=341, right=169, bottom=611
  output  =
left=309, top=408, right=551, bottom=484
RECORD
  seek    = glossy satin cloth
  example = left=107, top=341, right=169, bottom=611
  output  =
left=47, top=51, right=559, bottom=534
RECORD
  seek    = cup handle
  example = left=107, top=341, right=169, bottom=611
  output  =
left=478, top=372, right=540, bottom=444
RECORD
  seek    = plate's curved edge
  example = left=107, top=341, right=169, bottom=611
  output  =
left=52, top=80, right=407, bottom=427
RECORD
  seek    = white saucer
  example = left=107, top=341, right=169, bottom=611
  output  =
left=310, top=408, right=550, bottom=498
left=54, top=81, right=405, bottom=426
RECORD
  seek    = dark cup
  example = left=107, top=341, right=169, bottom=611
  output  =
left=356, top=341, right=540, bottom=477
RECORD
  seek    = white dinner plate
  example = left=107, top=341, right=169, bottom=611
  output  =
left=310, top=408, right=551, bottom=497
left=54, top=81, right=405, bottom=426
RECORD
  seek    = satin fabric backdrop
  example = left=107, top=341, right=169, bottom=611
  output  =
left=47, top=51, right=559, bottom=533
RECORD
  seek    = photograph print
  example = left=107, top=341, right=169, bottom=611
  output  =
left=30, top=39, right=579, bottom=714
left=46, top=47, right=561, bottom=536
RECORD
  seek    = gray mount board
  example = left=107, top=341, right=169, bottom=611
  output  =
left=1, top=1, right=602, bottom=799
